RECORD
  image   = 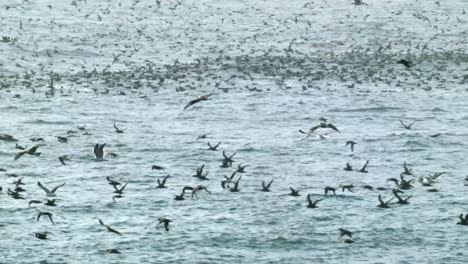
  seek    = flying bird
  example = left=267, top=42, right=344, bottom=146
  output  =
left=14, top=144, right=44, bottom=160
left=99, top=219, right=122, bottom=235
left=94, top=144, right=106, bottom=160
left=183, top=93, right=213, bottom=110
left=37, top=182, right=65, bottom=197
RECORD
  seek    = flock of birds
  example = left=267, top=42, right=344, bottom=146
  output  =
left=1, top=92, right=467, bottom=254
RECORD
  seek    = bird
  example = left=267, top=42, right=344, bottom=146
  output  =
left=196, top=133, right=210, bottom=141
left=228, top=176, right=242, bottom=192
left=207, top=141, right=221, bottom=151
left=236, top=164, right=248, bottom=173
left=400, top=120, right=416, bottom=129
left=58, top=155, right=70, bottom=165
left=344, top=163, right=353, bottom=171
left=114, top=123, right=125, bottom=133
left=377, top=194, right=393, bottom=208
left=106, top=177, right=121, bottom=187
left=35, top=232, right=50, bottom=240
left=157, top=175, right=169, bottom=188
left=341, top=184, right=355, bottom=193
left=158, top=218, right=172, bottom=231
left=37, top=211, right=55, bottom=225
left=37, top=182, right=65, bottom=197
left=183, top=93, right=213, bottom=110
left=93, top=144, right=106, bottom=160
left=222, top=151, right=236, bottom=167
left=77, top=125, right=86, bottom=130
left=106, top=249, right=122, bottom=254
left=402, top=162, right=413, bottom=175
left=358, top=160, right=369, bottom=173
left=221, top=171, right=238, bottom=189
left=361, top=185, right=374, bottom=191
left=152, top=165, right=164, bottom=170
left=261, top=180, right=274, bottom=192
left=430, top=133, right=441, bottom=138
left=338, top=228, right=353, bottom=238
left=99, top=219, right=122, bottom=235
left=299, top=120, right=340, bottom=138
left=392, top=189, right=411, bottom=205
left=44, top=199, right=58, bottom=206
left=324, top=186, right=337, bottom=196
left=346, top=141, right=356, bottom=152
left=28, top=200, right=43, bottom=207
left=14, top=144, right=44, bottom=160
left=457, top=214, right=468, bottom=225
left=183, top=185, right=211, bottom=199
left=306, top=194, right=323, bottom=208
left=113, top=182, right=128, bottom=194
left=193, top=164, right=209, bottom=180
left=397, top=59, right=413, bottom=68
left=289, top=187, right=300, bottom=196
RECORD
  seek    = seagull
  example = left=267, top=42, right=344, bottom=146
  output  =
left=37, top=211, right=55, bottom=225
left=207, top=141, right=221, bottom=151
left=400, top=120, right=416, bottom=129
left=261, top=180, right=274, bottom=192
left=37, top=182, right=65, bottom=197
left=158, top=218, right=172, bottom=231
left=377, top=194, right=393, bottom=208
left=14, top=144, right=44, bottom=160
left=306, top=194, right=323, bottom=208
left=289, top=187, right=300, bottom=196
left=114, top=123, right=125, bottom=133
left=183, top=93, right=213, bottom=110
left=157, top=175, right=169, bottom=188
left=346, top=141, right=356, bottom=152
left=93, top=144, right=106, bottom=160
left=99, top=219, right=122, bottom=235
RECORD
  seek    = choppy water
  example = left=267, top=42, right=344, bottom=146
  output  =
left=1, top=0, right=468, bottom=263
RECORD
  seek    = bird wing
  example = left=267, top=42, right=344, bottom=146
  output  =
left=183, top=98, right=201, bottom=110
left=14, top=151, right=27, bottom=160
left=267, top=180, right=274, bottom=188
left=51, top=183, right=65, bottom=193
left=99, top=219, right=105, bottom=226
left=308, top=125, right=320, bottom=133
left=37, top=182, right=51, bottom=194
left=307, top=194, right=312, bottom=204
left=327, top=123, right=340, bottom=132
left=214, top=141, right=221, bottom=148
left=162, top=176, right=169, bottom=185
left=400, top=120, right=407, bottom=127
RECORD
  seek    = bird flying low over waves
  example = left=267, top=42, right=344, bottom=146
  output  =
left=183, top=93, right=213, bottom=110
left=14, top=144, right=45, bottom=160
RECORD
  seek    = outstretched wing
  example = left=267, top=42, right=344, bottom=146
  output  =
left=37, top=182, right=51, bottom=194
left=51, top=183, right=65, bottom=193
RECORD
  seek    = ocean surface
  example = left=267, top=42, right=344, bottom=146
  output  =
left=1, top=0, right=467, bottom=263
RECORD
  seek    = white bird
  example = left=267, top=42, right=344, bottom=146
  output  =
left=37, top=182, right=65, bottom=197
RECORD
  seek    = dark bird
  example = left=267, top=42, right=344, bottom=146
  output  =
left=344, top=163, right=353, bottom=171
left=430, top=133, right=441, bottom=138
left=236, top=164, right=248, bottom=173
left=207, top=141, right=221, bottom=151
left=289, top=187, right=300, bottom=196
left=299, top=120, right=340, bottom=137
left=228, top=176, right=242, bottom=192
left=196, top=133, right=210, bottom=141
left=106, top=177, right=121, bottom=187
left=193, top=164, right=209, bottom=180
left=77, top=125, right=86, bottom=130
left=392, top=189, right=411, bottom=205
left=158, top=218, right=172, bottom=231
left=7, top=188, right=24, bottom=199
left=324, top=186, right=337, bottom=196
left=14, top=144, right=44, bottom=160
left=174, top=191, right=185, bottom=201
left=397, top=59, right=413, bottom=68
left=37, top=182, right=65, bottom=197
left=221, top=151, right=236, bottom=167
left=221, top=171, right=237, bottom=189
left=15, top=143, right=25, bottom=150
left=182, top=185, right=211, bottom=199
left=341, top=184, right=355, bottom=193
left=457, top=214, right=468, bottom=225
left=99, top=219, right=121, bottom=235
left=58, top=155, right=70, bottom=165
left=35, top=232, right=50, bottom=240
left=28, top=200, right=43, bottom=207
left=56, top=136, right=68, bottom=143
left=44, top=199, right=58, bottom=206
left=152, top=165, right=164, bottom=170
left=37, top=211, right=55, bottom=225
left=358, top=160, right=369, bottom=173
left=402, top=162, right=413, bottom=175
left=106, top=249, right=122, bottom=254
left=361, top=185, right=374, bottom=191
left=306, top=194, right=323, bottom=208
left=346, top=141, right=356, bottom=152
left=377, top=194, right=393, bottom=208
left=261, top=180, right=274, bottom=192
left=113, top=182, right=128, bottom=194
left=399, top=174, right=414, bottom=190
left=400, top=120, right=416, bottom=129
left=114, top=123, right=125, bottom=133
left=183, top=93, right=213, bottom=110
left=338, top=228, right=353, bottom=238
left=94, top=143, right=106, bottom=160
left=157, top=175, right=169, bottom=188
